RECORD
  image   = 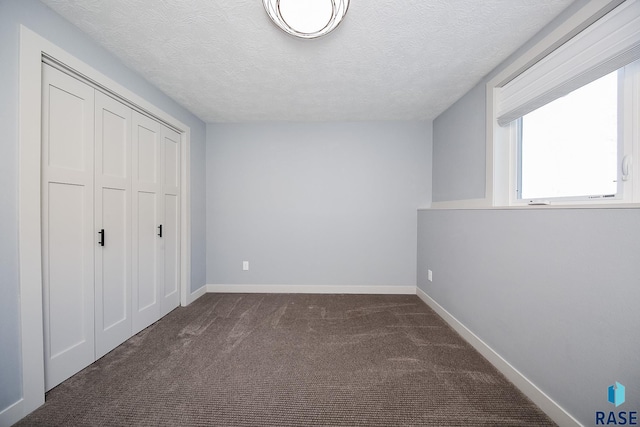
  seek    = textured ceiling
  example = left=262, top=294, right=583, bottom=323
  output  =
left=40, top=0, right=574, bottom=123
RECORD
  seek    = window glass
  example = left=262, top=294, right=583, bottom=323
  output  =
left=519, top=70, right=618, bottom=200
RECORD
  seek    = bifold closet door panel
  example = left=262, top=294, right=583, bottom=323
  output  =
left=161, top=126, right=181, bottom=317
left=41, top=64, right=96, bottom=391
left=95, top=92, right=133, bottom=359
left=132, top=111, right=163, bottom=334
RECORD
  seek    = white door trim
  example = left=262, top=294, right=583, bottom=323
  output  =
left=17, top=25, right=191, bottom=419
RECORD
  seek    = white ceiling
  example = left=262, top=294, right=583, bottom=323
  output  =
left=40, top=0, right=575, bottom=123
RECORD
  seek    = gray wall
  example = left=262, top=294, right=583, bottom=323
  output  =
left=207, top=122, right=432, bottom=287
left=426, top=0, right=639, bottom=424
left=417, top=209, right=640, bottom=425
left=432, top=83, right=486, bottom=202
left=0, top=0, right=206, bottom=413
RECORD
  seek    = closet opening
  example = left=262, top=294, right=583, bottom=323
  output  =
left=18, top=25, right=192, bottom=418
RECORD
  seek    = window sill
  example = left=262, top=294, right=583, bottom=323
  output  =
left=423, top=200, right=640, bottom=211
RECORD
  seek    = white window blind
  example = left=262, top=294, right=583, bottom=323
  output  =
left=496, top=0, right=640, bottom=126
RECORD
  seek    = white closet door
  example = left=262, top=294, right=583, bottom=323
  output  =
left=94, top=92, right=132, bottom=358
left=42, top=64, right=95, bottom=391
left=160, top=126, right=181, bottom=317
left=132, top=112, right=163, bottom=334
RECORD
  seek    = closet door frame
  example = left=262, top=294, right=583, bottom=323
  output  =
left=17, top=26, right=192, bottom=421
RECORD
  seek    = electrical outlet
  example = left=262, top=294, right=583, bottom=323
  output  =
left=242, top=261, right=249, bottom=271
left=428, top=269, right=433, bottom=282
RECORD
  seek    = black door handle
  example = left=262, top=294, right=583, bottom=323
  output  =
left=98, top=229, right=105, bottom=247
left=158, top=224, right=163, bottom=238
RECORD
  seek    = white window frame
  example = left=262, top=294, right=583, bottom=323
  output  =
left=486, top=0, right=640, bottom=208
left=513, top=65, right=634, bottom=205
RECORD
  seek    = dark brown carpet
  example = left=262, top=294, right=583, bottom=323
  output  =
left=18, top=294, right=556, bottom=426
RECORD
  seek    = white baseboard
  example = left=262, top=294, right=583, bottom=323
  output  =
left=186, top=285, right=208, bottom=305
left=415, top=287, right=581, bottom=427
left=0, top=398, right=24, bottom=427
left=207, top=284, right=417, bottom=295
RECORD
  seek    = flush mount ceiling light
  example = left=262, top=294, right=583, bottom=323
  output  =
left=263, top=0, right=350, bottom=39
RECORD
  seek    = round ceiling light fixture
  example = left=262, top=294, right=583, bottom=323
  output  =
left=263, top=0, right=350, bottom=39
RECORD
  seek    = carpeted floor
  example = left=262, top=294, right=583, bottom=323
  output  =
left=18, top=293, right=556, bottom=426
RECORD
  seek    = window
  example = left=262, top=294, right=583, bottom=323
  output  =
left=488, top=0, right=640, bottom=206
left=517, top=69, right=621, bottom=202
